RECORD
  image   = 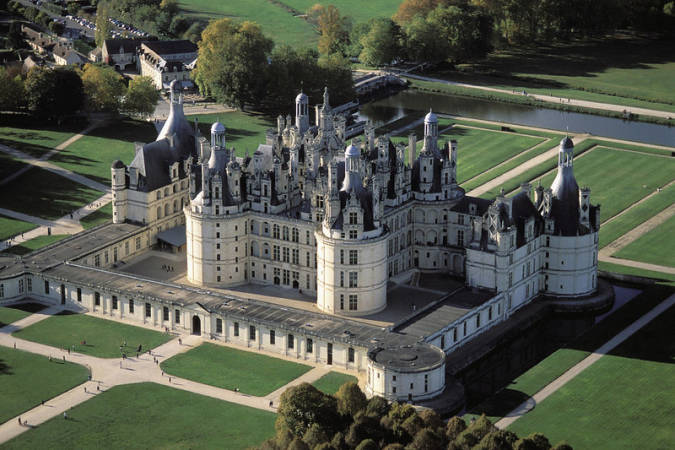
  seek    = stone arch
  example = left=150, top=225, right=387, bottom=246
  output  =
left=415, top=209, right=425, bottom=223
left=415, top=230, right=424, bottom=245
left=426, top=230, right=437, bottom=245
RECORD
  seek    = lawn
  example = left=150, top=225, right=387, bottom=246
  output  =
left=279, top=0, right=400, bottom=22
left=2, top=382, right=276, bottom=450
left=599, top=183, right=675, bottom=248
left=0, top=215, right=37, bottom=241
left=312, top=371, right=359, bottom=395
left=534, top=147, right=674, bottom=223
left=0, top=346, right=89, bottom=424
left=1, top=234, right=70, bottom=256
left=50, top=119, right=157, bottom=185
left=0, top=305, right=32, bottom=327
left=187, top=111, right=275, bottom=157
left=161, top=342, right=312, bottom=396
left=178, top=0, right=318, bottom=48
left=12, top=313, right=173, bottom=358
left=0, top=167, right=103, bottom=221
left=80, top=202, right=112, bottom=230
left=0, top=120, right=81, bottom=158
left=507, top=304, right=675, bottom=450
left=613, top=214, right=675, bottom=268
left=0, top=151, right=30, bottom=181
left=599, top=261, right=675, bottom=287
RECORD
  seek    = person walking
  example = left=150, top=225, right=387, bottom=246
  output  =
left=18, top=417, right=21, bottom=426
left=63, top=412, right=68, bottom=420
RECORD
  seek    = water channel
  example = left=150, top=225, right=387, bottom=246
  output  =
left=357, top=90, right=675, bottom=147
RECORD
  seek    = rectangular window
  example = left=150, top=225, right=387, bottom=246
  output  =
left=349, top=230, right=357, bottom=239
left=306, top=338, right=313, bottom=353
left=306, top=230, right=310, bottom=244
left=234, top=322, right=239, bottom=337
left=283, top=269, right=290, bottom=285
left=349, top=250, right=358, bottom=265
left=349, top=294, right=358, bottom=311
left=112, top=296, right=118, bottom=310
left=249, top=325, right=256, bottom=340
left=273, top=245, right=280, bottom=261
left=457, top=229, right=464, bottom=246
left=270, top=330, right=275, bottom=345
left=135, top=236, right=141, bottom=250
left=27, top=278, right=32, bottom=292
left=77, top=288, right=82, bottom=302
left=94, top=255, right=101, bottom=267
left=476, top=313, right=481, bottom=328
left=44, top=280, right=49, bottom=294
left=340, top=249, right=344, bottom=264
left=125, top=241, right=130, bottom=256
left=163, top=307, right=169, bottom=321
left=288, top=334, right=294, bottom=349
left=216, top=318, right=223, bottom=334
left=0, top=284, right=3, bottom=298
left=349, top=212, right=357, bottom=224
left=292, top=249, right=299, bottom=265
left=145, top=303, right=151, bottom=318
left=18, top=279, right=24, bottom=294
left=283, top=247, right=289, bottom=263
left=340, top=294, right=344, bottom=310
left=349, top=271, right=358, bottom=288
left=306, top=252, right=311, bottom=267
left=175, top=309, right=180, bottom=323
left=453, top=328, right=457, bottom=342
left=488, top=306, right=492, bottom=320
left=340, top=271, right=344, bottom=287
left=94, top=292, right=101, bottom=306
left=348, top=347, right=355, bottom=363
left=129, top=299, right=134, bottom=314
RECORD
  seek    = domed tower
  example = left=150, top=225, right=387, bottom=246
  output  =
left=111, top=159, right=127, bottom=224
left=422, top=109, right=439, bottom=156
left=211, top=121, right=226, bottom=150
left=315, top=144, right=388, bottom=316
left=295, top=90, right=309, bottom=134
left=550, top=136, right=579, bottom=235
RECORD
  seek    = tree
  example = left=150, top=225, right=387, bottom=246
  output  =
left=302, top=423, right=329, bottom=449
left=475, top=430, right=519, bottom=450
left=183, top=21, right=206, bottom=43
left=80, top=63, right=125, bottom=112
left=417, top=409, right=441, bottom=430
left=192, top=18, right=273, bottom=109
left=49, top=20, right=65, bottom=35
left=0, top=67, right=24, bottom=110
left=402, top=15, right=449, bottom=63
left=287, top=438, right=310, bottom=450
left=308, top=4, right=351, bottom=56
left=335, top=382, right=367, bottom=418
left=365, top=395, right=390, bottom=418
left=95, top=1, right=113, bottom=48
left=24, top=66, right=84, bottom=118
left=406, top=427, right=443, bottom=450
left=445, top=416, right=467, bottom=441
left=6, top=21, right=26, bottom=50
left=124, top=76, right=160, bottom=117
left=551, top=442, right=573, bottom=450
left=358, top=18, right=403, bottom=66
left=276, top=383, right=340, bottom=439
left=393, top=0, right=441, bottom=25
left=355, top=439, right=378, bottom=450
left=513, top=433, right=551, bottom=450
left=427, top=4, right=493, bottom=63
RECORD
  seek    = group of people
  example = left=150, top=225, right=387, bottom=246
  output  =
left=162, top=264, right=175, bottom=272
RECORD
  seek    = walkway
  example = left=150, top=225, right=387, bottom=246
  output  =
left=0, top=306, right=337, bottom=444
left=402, top=73, right=674, bottom=120
left=495, top=293, right=675, bottom=429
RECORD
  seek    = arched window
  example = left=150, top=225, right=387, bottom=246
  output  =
left=273, top=224, right=280, bottom=239
left=164, top=204, right=170, bottom=216
left=173, top=200, right=178, bottom=212
left=292, top=228, right=299, bottom=243
left=157, top=207, right=162, bottom=219
left=282, top=226, right=289, bottom=241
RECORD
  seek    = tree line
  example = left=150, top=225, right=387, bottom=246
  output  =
left=0, top=64, right=159, bottom=120
left=262, top=381, right=572, bottom=450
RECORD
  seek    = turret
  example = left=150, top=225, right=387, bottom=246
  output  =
left=550, top=136, right=580, bottom=235
left=111, top=160, right=127, bottom=224
left=211, top=122, right=225, bottom=150
left=579, top=187, right=591, bottom=229
left=295, top=91, right=309, bottom=134
left=408, top=133, right=416, bottom=167
left=277, top=115, right=285, bottom=135
left=422, top=109, right=438, bottom=155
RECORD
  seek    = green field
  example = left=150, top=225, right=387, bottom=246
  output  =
left=178, top=0, right=317, bottom=48
left=599, top=183, right=675, bottom=248
left=50, top=119, right=156, bottom=185
left=187, top=111, right=275, bottom=157
left=0, top=215, right=37, bottom=241
left=13, top=313, right=172, bottom=358
left=279, top=0, right=400, bottom=22
left=80, top=203, right=112, bottom=230
left=312, top=371, right=359, bottom=395
left=0, top=305, right=32, bottom=327
left=614, top=214, right=675, bottom=268
left=2, top=383, right=276, bottom=449
left=534, top=147, right=674, bottom=223
left=599, top=261, right=675, bottom=286
left=0, top=346, right=89, bottom=424
left=0, top=167, right=103, bottom=221
left=1, top=234, right=70, bottom=256
left=508, top=304, right=675, bottom=450
left=161, top=342, right=312, bottom=396
left=0, top=151, right=30, bottom=181
left=0, top=121, right=80, bottom=158
left=425, top=36, right=675, bottom=114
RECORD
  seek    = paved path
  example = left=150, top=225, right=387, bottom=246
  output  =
left=403, top=73, right=674, bottom=120
left=496, top=293, right=675, bottom=429
left=0, top=306, right=340, bottom=444
left=598, top=255, right=675, bottom=275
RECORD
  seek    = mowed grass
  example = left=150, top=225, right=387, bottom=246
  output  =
left=0, top=305, right=32, bottom=327
left=187, top=111, right=275, bottom=157
left=50, top=119, right=156, bottom=185
left=1, top=234, right=70, bottom=255
left=312, top=371, right=359, bottom=395
left=508, top=304, right=675, bottom=450
left=0, top=215, right=37, bottom=241
left=2, top=382, right=276, bottom=450
left=80, top=202, right=112, bottom=230
left=534, top=147, right=674, bottom=222
left=178, top=0, right=317, bottom=48
left=599, top=261, right=675, bottom=287
left=13, top=313, right=172, bottom=358
left=0, top=347, right=89, bottom=424
left=0, top=167, right=103, bottom=221
left=0, top=151, right=30, bottom=181
left=161, top=342, right=312, bottom=396
left=279, top=0, right=400, bottom=21
left=0, top=120, right=81, bottom=158
left=614, top=214, right=675, bottom=268
left=599, top=183, right=675, bottom=248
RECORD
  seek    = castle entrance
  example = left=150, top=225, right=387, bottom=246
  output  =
left=192, top=315, right=201, bottom=335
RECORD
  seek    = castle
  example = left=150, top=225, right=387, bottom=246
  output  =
left=0, top=81, right=602, bottom=405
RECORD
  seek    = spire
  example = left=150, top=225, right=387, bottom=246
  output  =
left=322, top=86, right=330, bottom=110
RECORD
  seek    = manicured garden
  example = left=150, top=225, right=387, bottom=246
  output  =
left=178, top=0, right=317, bottom=48
left=161, top=342, right=312, bottom=396
left=12, top=313, right=173, bottom=358
left=187, top=111, right=275, bottom=157
left=0, top=215, right=37, bottom=241
left=614, top=214, right=675, bottom=268
left=1, top=234, right=70, bottom=256
left=0, top=167, right=103, bottom=221
left=312, top=371, right=359, bottom=395
left=2, top=382, right=276, bottom=449
left=50, top=119, right=156, bottom=185
left=507, top=304, right=675, bottom=450
left=0, top=346, right=89, bottom=424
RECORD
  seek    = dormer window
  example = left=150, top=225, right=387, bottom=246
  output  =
left=349, top=212, right=357, bottom=225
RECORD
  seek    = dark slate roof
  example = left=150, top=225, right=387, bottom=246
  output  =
left=451, top=196, right=492, bottom=215
left=550, top=167, right=580, bottom=236
left=103, top=38, right=144, bottom=55
left=143, top=40, right=197, bottom=56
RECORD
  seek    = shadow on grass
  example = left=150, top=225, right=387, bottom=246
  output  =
left=85, top=119, right=157, bottom=144
left=48, top=152, right=108, bottom=185
left=5, top=302, right=47, bottom=313
left=464, top=389, right=530, bottom=418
